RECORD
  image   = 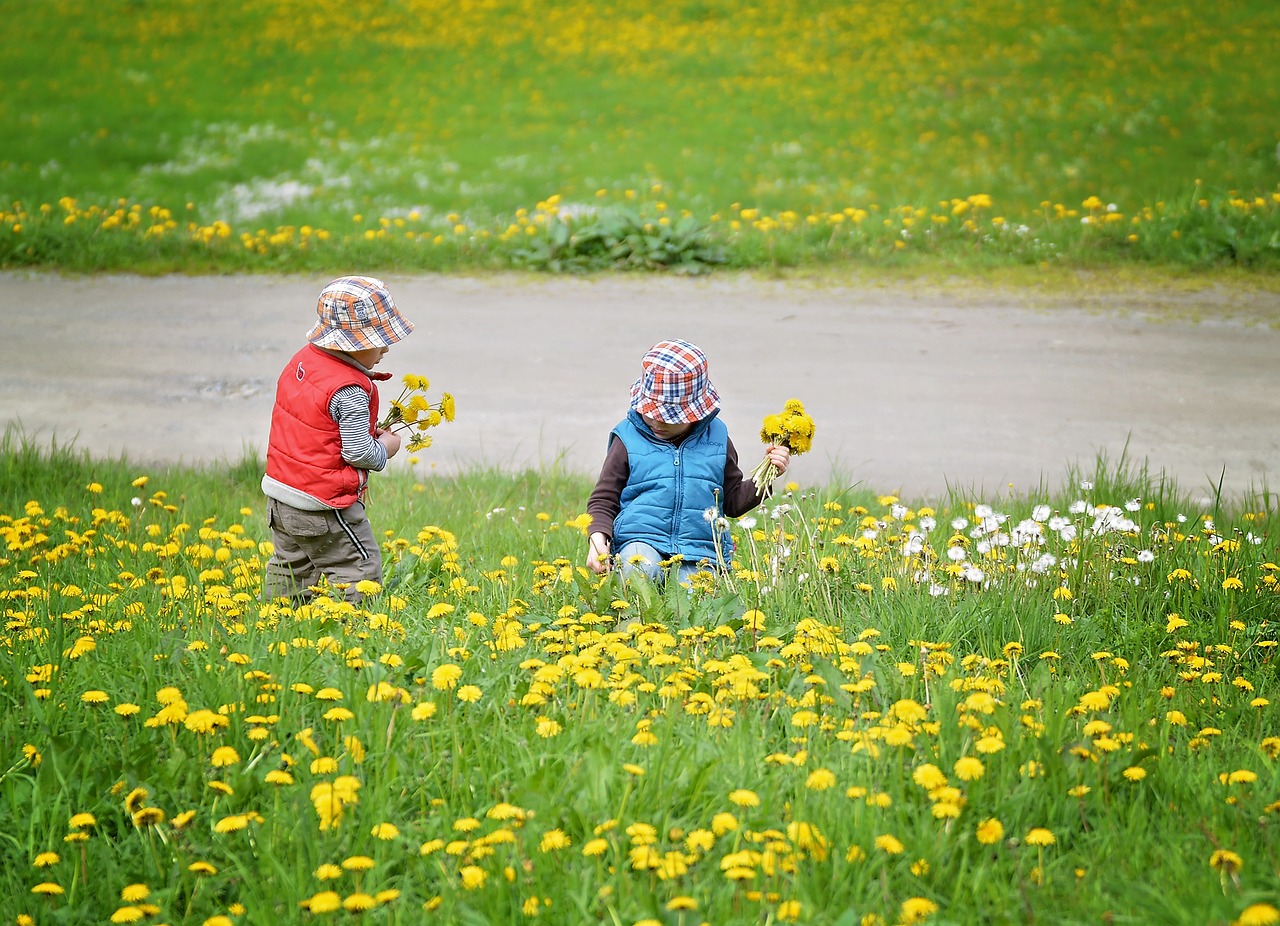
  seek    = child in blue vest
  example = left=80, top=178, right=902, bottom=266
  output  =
left=261, top=276, right=414, bottom=603
left=586, top=339, right=790, bottom=586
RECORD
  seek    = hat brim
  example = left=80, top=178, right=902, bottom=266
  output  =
left=307, top=322, right=409, bottom=351
left=629, top=378, right=720, bottom=424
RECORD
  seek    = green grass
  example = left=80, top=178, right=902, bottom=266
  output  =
left=2, top=0, right=1279, bottom=274
left=2, top=435, right=1278, bottom=925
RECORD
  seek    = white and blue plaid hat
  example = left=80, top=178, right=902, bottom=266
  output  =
left=307, top=276, right=414, bottom=351
left=629, top=339, right=720, bottom=424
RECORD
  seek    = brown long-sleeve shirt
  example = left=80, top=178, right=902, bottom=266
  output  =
left=586, top=435, right=766, bottom=541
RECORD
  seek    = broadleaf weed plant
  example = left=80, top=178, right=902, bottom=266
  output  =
left=1, top=439, right=1277, bottom=924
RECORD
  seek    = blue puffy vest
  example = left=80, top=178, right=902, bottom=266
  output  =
left=610, top=409, right=732, bottom=564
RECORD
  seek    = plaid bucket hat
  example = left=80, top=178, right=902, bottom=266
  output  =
left=306, top=276, right=414, bottom=351
left=629, top=339, right=720, bottom=424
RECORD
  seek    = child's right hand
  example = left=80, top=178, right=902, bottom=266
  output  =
left=377, top=428, right=402, bottom=458
left=587, top=532, right=612, bottom=574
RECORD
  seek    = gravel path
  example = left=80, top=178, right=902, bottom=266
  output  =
left=4, top=271, right=1278, bottom=504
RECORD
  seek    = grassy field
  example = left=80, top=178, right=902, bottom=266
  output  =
left=2, top=434, right=1278, bottom=925
left=2, top=0, right=1279, bottom=273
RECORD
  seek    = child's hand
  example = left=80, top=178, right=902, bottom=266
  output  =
left=587, top=532, right=612, bottom=575
left=377, top=428, right=403, bottom=458
left=765, top=444, right=791, bottom=475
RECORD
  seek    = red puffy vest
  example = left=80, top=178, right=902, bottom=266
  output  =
left=265, top=344, right=380, bottom=508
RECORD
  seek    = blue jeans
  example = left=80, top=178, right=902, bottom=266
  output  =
left=616, top=540, right=707, bottom=588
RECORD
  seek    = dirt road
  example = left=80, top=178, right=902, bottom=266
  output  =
left=3, top=271, right=1277, bottom=504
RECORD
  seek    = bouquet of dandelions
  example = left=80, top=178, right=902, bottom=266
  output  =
left=750, top=399, right=815, bottom=497
left=378, top=374, right=456, bottom=452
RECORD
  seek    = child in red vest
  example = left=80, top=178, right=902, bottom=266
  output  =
left=261, top=276, right=414, bottom=603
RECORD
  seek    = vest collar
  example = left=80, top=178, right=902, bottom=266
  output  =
left=627, top=407, right=719, bottom=444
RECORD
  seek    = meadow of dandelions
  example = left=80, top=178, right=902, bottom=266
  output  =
left=4, top=0, right=1280, bottom=273
left=2, top=465, right=1277, bottom=926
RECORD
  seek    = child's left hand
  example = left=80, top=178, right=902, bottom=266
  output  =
left=764, top=444, right=790, bottom=475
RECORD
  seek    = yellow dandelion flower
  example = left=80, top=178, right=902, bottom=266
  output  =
left=539, top=829, right=571, bottom=852
left=1123, top=766, right=1148, bottom=782
left=805, top=768, right=837, bottom=791
left=183, top=709, right=227, bottom=734
left=188, top=861, right=217, bottom=875
left=728, top=789, right=760, bottom=808
left=875, top=834, right=905, bottom=855
left=431, top=664, right=463, bottom=690
left=81, top=690, right=110, bottom=704
left=210, top=746, right=240, bottom=768
left=343, top=893, right=377, bottom=912
left=457, top=684, right=483, bottom=703
left=120, top=884, right=149, bottom=902
left=901, top=897, right=939, bottom=923
left=110, top=906, right=145, bottom=924
left=131, top=807, right=165, bottom=827
left=31, top=883, right=65, bottom=895
left=1025, top=828, right=1056, bottom=847
left=976, top=818, right=1004, bottom=845
left=33, top=852, right=59, bottom=867
left=711, top=812, right=738, bottom=835
left=213, top=814, right=249, bottom=833
left=1210, top=849, right=1243, bottom=874
left=342, top=855, right=376, bottom=871
left=975, top=735, right=1005, bottom=754
left=303, top=891, right=342, bottom=914
left=315, top=863, right=343, bottom=880
left=460, top=865, right=487, bottom=890
left=1236, top=903, right=1280, bottom=926
left=954, top=756, right=985, bottom=781
left=913, top=764, right=948, bottom=790
left=366, top=681, right=404, bottom=702
left=311, top=756, right=339, bottom=775
left=371, top=823, right=400, bottom=840
left=172, top=811, right=197, bottom=829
